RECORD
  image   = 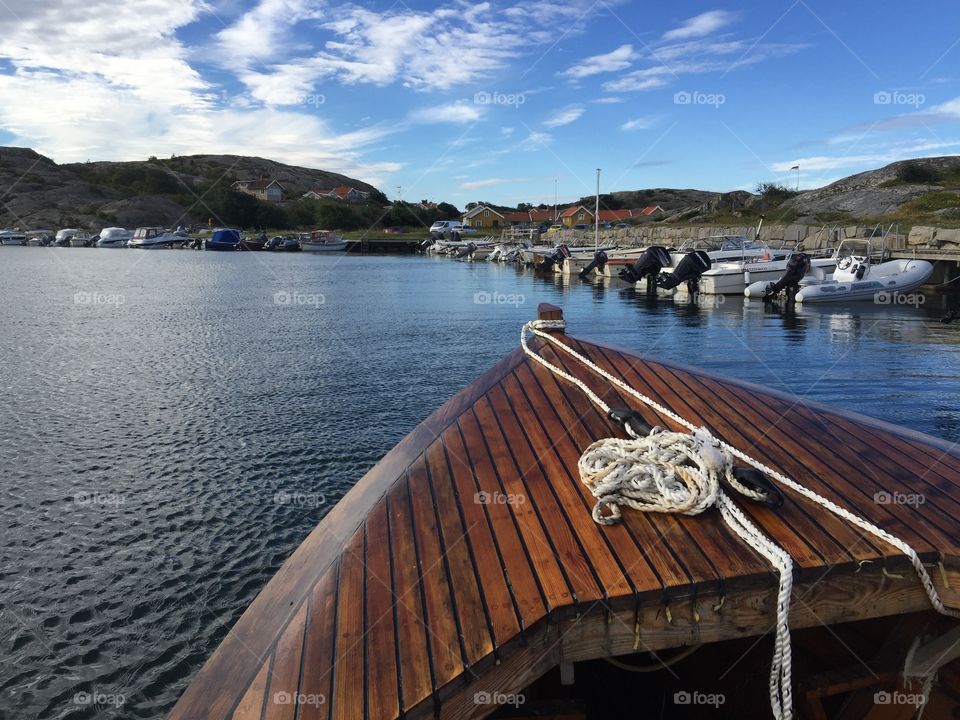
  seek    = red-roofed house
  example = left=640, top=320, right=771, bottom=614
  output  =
left=232, top=178, right=285, bottom=202
left=639, top=205, right=664, bottom=216
left=559, top=205, right=594, bottom=228
left=597, top=209, right=637, bottom=223
left=462, top=205, right=504, bottom=229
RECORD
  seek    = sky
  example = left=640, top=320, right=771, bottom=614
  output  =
left=1, top=0, right=959, bottom=208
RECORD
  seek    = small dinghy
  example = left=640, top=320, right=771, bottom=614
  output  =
left=793, top=240, right=933, bottom=303
left=169, top=305, right=960, bottom=720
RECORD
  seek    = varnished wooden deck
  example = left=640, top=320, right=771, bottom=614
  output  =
left=169, top=307, right=960, bottom=720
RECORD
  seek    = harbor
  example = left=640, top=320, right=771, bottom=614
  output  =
left=2, top=247, right=960, bottom=719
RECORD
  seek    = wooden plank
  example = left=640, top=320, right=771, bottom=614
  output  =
left=406, top=456, right=467, bottom=688
left=387, top=478, right=434, bottom=713
left=449, top=418, right=547, bottom=630
left=263, top=601, right=308, bottom=720
left=364, top=499, right=400, bottom=720
left=331, top=527, right=366, bottom=720
left=627, top=350, right=878, bottom=567
left=230, top=659, right=272, bottom=720
left=423, top=440, right=496, bottom=666
left=473, top=394, right=599, bottom=606
left=699, top=370, right=952, bottom=554
left=488, top=380, right=635, bottom=600
left=459, top=407, right=571, bottom=612
left=511, top=362, right=694, bottom=592
left=169, top=347, right=532, bottom=720
left=297, top=565, right=338, bottom=720
left=529, top=344, right=747, bottom=589
left=655, top=361, right=889, bottom=565
left=440, top=425, right=525, bottom=644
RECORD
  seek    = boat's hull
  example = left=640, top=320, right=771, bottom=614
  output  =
left=96, top=240, right=128, bottom=248
left=203, top=242, right=239, bottom=251
left=301, top=241, right=348, bottom=252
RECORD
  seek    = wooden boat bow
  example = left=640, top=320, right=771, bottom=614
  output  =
left=169, top=303, right=960, bottom=720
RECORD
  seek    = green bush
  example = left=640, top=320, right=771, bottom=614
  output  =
left=895, top=162, right=941, bottom=184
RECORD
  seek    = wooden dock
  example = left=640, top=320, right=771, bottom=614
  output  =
left=169, top=305, right=960, bottom=720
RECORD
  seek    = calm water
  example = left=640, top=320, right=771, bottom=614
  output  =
left=2, top=249, right=959, bottom=719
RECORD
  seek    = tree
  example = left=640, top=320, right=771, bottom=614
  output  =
left=436, top=201, right=460, bottom=218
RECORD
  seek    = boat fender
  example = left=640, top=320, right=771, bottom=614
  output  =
left=657, top=250, right=711, bottom=290
left=723, top=467, right=784, bottom=508
left=579, top=249, right=609, bottom=278
left=607, top=408, right=654, bottom=438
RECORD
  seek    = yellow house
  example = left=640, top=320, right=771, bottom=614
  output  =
left=462, top=205, right=504, bottom=228
left=559, top=205, right=594, bottom=228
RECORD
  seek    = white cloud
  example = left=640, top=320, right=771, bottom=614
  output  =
left=592, top=97, right=625, bottom=104
left=772, top=139, right=960, bottom=172
left=543, top=105, right=585, bottom=128
left=409, top=102, right=484, bottom=124
left=501, top=127, right=516, bottom=136
left=620, top=116, right=656, bottom=131
left=662, top=10, right=737, bottom=41
left=459, top=177, right=530, bottom=190
left=560, top=44, right=635, bottom=79
left=522, top=131, right=553, bottom=150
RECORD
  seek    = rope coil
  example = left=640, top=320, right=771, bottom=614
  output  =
left=520, top=318, right=959, bottom=720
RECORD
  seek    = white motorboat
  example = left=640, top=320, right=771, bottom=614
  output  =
left=128, top=226, right=188, bottom=249
left=0, top=229, right=27, bottom=246
left=54, top=228, right=93, bottom=247
left=300, top=231, right=348, bottom=252
left=793, top=240, right=934, bottom=304
left=96, top=227, right=133, bottom=248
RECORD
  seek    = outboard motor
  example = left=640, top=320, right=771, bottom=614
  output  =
left=657, top=250, right=712, bottom=292
left=538, top=245, right=570, bottom=272
left=579, top=249, right=609, bottom=278
left=618, top=246, right=671, bottom=291
left=762, top=253, right=810, bottom=300
left=455, top=241, right=477, bottom=259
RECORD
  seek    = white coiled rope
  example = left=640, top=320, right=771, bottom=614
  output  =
left=521, top=319, right=959, bottom=720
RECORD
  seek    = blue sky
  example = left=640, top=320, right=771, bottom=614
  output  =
left=1, top=1, right=959, bottom=208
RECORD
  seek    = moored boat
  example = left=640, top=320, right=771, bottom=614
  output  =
left=0, top=229, right=27, bottom=246
left=128, top=227, right=188, bottom=249
left=204, top=228, right=241, bottom=251
left=794, top=240, right=933, bottom=303
left=96, top=227, right=133, bottom=248
left=169, top=304, right=960, bottom=720
left=300, top=230, right=347, bottom=252
left=54, top=228, right=93, bottom=247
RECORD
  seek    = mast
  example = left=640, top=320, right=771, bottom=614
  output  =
left=594, top=168, right=600, bottom=252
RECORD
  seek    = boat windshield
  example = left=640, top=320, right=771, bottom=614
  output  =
left=677, top=235, right=757, bottom=252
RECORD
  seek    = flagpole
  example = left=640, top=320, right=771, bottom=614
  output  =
left=594, top=168, right=600, bottom=252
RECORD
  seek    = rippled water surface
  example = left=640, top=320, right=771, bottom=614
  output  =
left=2, top=248, right=959, bottom=719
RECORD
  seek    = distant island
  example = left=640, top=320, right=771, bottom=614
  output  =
left=1, top=147, right=958, bottom=232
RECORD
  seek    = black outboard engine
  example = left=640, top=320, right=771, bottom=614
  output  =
left=618, top=246, right=671, bottom=291
left=657, top=250, right=711, bottom=292
left=455, top=241, right=477, bottom=259
left=538, top=245, right=570, bottom=272
left=579, top=249, right=609, bottom=278
left=763, top=252, right=810, bottom=300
